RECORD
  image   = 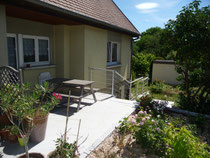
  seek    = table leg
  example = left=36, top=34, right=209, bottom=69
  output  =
left=90, top=84, right=97, bottom=102
left=77, top=86, right=84, bottom=112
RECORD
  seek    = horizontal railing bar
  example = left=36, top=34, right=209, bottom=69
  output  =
left=130, top=77, right=144, bottom=84
left=89, top=67, right=114, bottom=72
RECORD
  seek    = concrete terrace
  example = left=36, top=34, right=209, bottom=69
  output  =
left=0, top=93, right=136, bottom=158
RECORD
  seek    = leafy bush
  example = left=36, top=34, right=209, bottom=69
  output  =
left=178, top=92, right=210, bottom=115
left=189, top=114, right=207, bottom=132
left=118, top=106, right=210, bottom=157
left=137, top=94, right=153, bottom=110
left=134, top=111, right=167, bottom=157
left=50, top=137, right=78, bottom=158
left=137, top=95, right=167, bottom=117
left=164, top=125, right=210, bottom=158
left=132, top=53, right=155, bottom=77
left=150, top=80, right=165, bottom=93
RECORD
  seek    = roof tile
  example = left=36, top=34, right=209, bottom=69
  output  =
left=41, top=0, right=139, bottom=35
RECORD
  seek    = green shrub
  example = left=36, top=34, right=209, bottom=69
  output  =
left=164, top=125, right=210, bottom=158
left=189, top=114, right=207, bottom=132
left=134, top=111, right=167, bottom=157
left=137, top=95, right=167, bottom=117
left=178, top=92, right=210, bottom=115
left=118, top=105, right=210, bottom=158
left=50, top=137, right=78, bottom=158
left=132, top=53, right=155, bottom=77
left=118, top=117, right=135, bottom=134
left=150, top=80, right=165, bottom=93
left=137, top=94, right=153, bottom=110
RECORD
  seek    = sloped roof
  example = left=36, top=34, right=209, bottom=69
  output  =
left=41, top=0, right=140, bottom=36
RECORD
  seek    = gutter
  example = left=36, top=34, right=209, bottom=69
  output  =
left=22, top=0, right=140, bottom=37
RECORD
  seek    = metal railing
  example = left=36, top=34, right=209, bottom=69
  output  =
left=89, top=67, right=149, bottom=100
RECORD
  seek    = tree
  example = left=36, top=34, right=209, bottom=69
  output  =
left=134, top=27, right=173, bottom=59
left=132, top=53, right=155, bottom=77
left=135, top=27, right=163, bottom=56
left=166, top=0, right=210, bottom=114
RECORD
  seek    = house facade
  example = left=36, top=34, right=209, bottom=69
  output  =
left=0, top=0, right=139, bottom=84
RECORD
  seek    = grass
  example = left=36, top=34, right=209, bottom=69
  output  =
left=131, top=81, right=181, bottom=106
left=149, top=83, right=181, bottom=106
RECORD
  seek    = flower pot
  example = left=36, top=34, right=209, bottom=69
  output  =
left=0, top=129, right=9, bottom=140
left=0, top=113, right=11, bottom=125
left=30, top=113, right=49, bottom=142
left=18, top=153, right=44, bottom=158
left=8, top=133, right=18, bottom=143
left=18, top=135, right=28, bottom=146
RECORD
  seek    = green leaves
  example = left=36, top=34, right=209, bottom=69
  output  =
left=51, top=137, right=78, bottom=158
left=165, top=0, right=210, bottom=114
left=132, top=53, right=155, bottom=77
left=118, top=105, right=210, bottom=158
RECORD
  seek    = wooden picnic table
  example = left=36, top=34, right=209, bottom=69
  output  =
left=48, top=78, right=97, bottom=111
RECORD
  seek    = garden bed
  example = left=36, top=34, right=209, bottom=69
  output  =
left=88, top=105, right=210, bottom=158
left=88, top=128, right=157, bottom=158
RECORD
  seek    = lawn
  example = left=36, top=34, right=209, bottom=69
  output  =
left=149, top=81, right=180, bottom=106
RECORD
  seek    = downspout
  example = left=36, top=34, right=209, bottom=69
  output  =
left=130, top=36, right=139, bottom=81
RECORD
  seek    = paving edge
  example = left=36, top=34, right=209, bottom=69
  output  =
left=80, top=108, right=136, bottom=158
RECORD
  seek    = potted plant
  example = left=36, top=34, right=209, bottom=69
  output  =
left=0, top=83, right=61, bottom=158
left=0, top=126, right=10, bottom=141
left=30, top=82, right=62, bottom=142
left=8, top=125, right=19, bottom=143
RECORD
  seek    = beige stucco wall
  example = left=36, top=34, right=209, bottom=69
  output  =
left=69, top=25, right=85, bottom=79
left=120, top=34, right=131, bottom=79
left=53, top=25, right=65, bottom=78
left=23, top=67, right=56, bottom=84
left=83, top=26, right=107, bottom=89
left=84, top=25, right=107, bottom=79
left=0, top=5, right=8, bottom=67
left=152, top=63, right=180, bottom=85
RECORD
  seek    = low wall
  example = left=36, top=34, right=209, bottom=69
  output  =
left=152, top=60, right=180, bottom=85
left=23, top=66, right=56, bottom=84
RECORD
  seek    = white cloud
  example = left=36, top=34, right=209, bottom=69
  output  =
left=135, top=2, right=159, bottom=10
left=139, top=9, right=158, bottom=13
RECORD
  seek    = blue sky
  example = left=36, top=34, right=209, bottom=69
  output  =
left=113, top=0, right=210, bottom=33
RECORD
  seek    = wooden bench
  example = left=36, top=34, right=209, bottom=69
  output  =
left=59, top=93, right=82, bottom=99
left=75, top=86, right=100, bottom=92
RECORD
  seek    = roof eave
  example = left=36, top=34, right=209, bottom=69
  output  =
left=16, top=0, right=140, bottom=37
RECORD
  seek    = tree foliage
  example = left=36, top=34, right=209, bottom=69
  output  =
left=134, top=27, right=172, bottom=58
left=132, top=53, right=156, bottom=78
left=165, top=0, right=210, bottom=114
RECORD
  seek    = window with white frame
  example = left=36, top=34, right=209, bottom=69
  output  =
left=107, top=42, right=120, bottom=65
left=19, top=34, right=50, bottom=67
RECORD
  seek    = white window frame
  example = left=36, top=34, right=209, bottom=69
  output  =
left=7, top=33, right=19, bottom=69
left=18, top=34, right=50, bottom=67
left=107, top=41, right=120, bottom=66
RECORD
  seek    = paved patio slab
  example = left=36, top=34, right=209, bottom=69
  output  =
left=0, top=93, right=136, bottom=158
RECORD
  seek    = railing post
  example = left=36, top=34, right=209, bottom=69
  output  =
left=129, top=82, right=132, bottom=100
left=90, top=69, right=93, bottom=81
left=19, top=69, right=23, bottom=87
left=112, top=71, right=115, bottom=96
